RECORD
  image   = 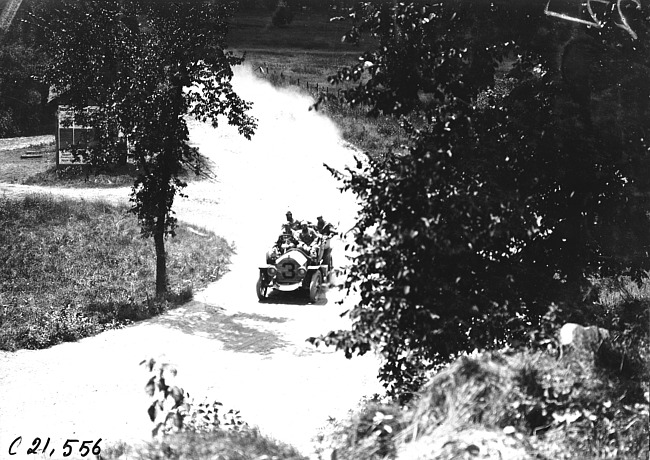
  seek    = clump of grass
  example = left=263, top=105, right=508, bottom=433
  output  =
left=318, top=99, right=407, bottom=162
left=99, top=429, right=307, bottom=460
left=23, top=152, right=213, bottom=188
left=313, top=396, right=405, bottom=460
left=24, top=164, right=138, bottom=187
left=320, top=348, right=649, bottom=460
left=0, top=194, right=234, bottom=351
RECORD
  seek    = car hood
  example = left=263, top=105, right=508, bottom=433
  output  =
left=277, top=250, right=308, bottom=267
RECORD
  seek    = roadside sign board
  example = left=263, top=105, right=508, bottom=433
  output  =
left=56, top=105, right=96, bottom=167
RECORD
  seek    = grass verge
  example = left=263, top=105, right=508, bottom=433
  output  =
left=100, top=429, right=307, bottom=460
left=0, top=193, right=233, bottom=351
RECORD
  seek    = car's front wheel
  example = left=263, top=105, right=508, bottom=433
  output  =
left=256, top=274, right=268, bottom=302
left=309, top=271, right=321, bottom=303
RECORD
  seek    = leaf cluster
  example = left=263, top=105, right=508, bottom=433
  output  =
left=141, top=357, right=247, bottom=438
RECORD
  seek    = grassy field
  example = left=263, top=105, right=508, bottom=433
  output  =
left=0, top=141, right=57, bottom=184
left=229, top=10, right=365, bottom=89
left=0, top=194, right=233, bottom=351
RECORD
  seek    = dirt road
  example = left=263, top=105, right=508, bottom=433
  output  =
left=0, top=67, right=382, bottom=459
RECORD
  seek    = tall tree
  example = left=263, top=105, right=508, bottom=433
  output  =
left=36, top=0, right=256, bottom=296
left=311, top=0, right=650, bottom=398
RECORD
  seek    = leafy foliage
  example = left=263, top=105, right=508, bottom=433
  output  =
left=314, top=396, right=405, bottom=460
left=118, top=357, right=306, bottom=460
left=141, top=358, right=247, bottom=437
left=34, top=0, right=256, bottom=295
left=310, top=0, right=650, bottom=397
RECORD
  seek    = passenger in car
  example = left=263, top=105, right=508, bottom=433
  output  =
left=297, top=222, right=319, bottom=258
left=298, top=222, right=318, bottom=246
left=284, top=210, right=302, bottom=230
left=316, top=215, right=335, bottom=235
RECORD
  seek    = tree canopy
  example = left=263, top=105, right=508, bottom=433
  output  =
left=36, top=0, right=256, bottom=296
left=311, top=0, right=650, bottom=398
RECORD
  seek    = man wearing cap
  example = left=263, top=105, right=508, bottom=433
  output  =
left=284, top=210, right=302, bottom=230
left=315, top=216, right=334, bottom=267
left=275, top=223, right=298, bottom=251
left=298, top=222, right=319, bottom=258
left=315, top=215, right=335, bottom=235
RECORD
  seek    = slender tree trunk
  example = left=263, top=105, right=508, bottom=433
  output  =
left=153, top=79, right=183, bottom=298
left=154, top=214, right=167, bottom=298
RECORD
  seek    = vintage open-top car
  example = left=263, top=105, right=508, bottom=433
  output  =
left=256, top=235, right=332, bottom=302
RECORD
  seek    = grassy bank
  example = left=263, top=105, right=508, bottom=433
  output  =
left=0, top=194, right=233, bottom=351
left=0, top=141, right=56, bottom=184
left=317, top=345, right=649, bottom=460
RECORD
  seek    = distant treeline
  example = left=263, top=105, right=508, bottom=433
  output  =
left=0, top=0, right=53, bottom=138
left=0, top=0, right=585, bottom=138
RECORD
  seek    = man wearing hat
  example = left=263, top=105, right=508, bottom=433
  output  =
left=284, top=210, right=302, bottom=230
left=315, top=215, right=335, bottom=236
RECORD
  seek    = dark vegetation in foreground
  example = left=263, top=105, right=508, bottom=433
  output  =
left=0, top=194, right=233, bottom=351
left=316, top=345, right=649, bottom=460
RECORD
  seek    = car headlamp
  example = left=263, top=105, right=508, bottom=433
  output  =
left=267, top=266, right=277, bottom=277
left=297, top=267, right=307, bottom=277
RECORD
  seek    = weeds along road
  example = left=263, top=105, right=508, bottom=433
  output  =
left=0, top=66, right=382, bottom=459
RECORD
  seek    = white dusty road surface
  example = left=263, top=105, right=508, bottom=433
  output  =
left=0, top=67, right=382, bottom=459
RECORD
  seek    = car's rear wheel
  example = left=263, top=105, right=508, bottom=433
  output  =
left=256, top=274, right=268, bottom=302
left=309, top=271, right=321, bottom=303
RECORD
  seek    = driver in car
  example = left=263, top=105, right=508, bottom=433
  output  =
left=267, top=224, right=298, bottom=263
left=277, top=223, right=298, bottom=250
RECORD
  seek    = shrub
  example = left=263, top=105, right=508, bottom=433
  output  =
left=320, top=349, right=649, bottom=460
left=313, top=396, right=405, bottom=460
left=311, top=0, right=650, bottom=399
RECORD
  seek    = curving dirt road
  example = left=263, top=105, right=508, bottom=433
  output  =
left=0, top=67, right=382, bottom=459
